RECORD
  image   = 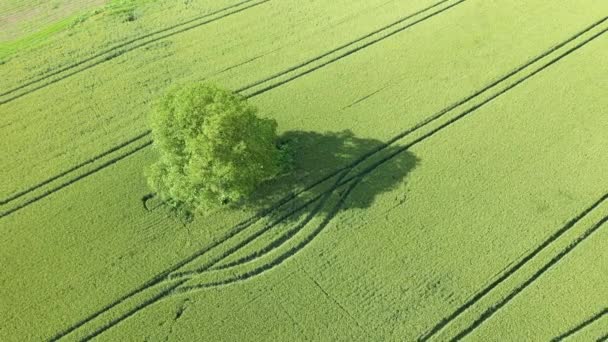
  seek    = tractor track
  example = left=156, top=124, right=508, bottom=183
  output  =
left=77, top=279, right=187, bottom=341
left=234, top=0, right=459, bottom=95
left=1, top=0, right=467, bottom=217
left=552, top=308, right=608, bottom=341
left=0, top=0, right=269, bottom=103
left=47, top=21, right=608, bottom=339
left=0, top=130, right=151, bottom=206
left=419, top=194, right=608, bottom=341
left=450, top=215, right=608, bottom=341
left=0, top=140, right=152, bottom=218
left=175, top=176, right=363, bottom=293
left=168, top=170, right=348, bottom=279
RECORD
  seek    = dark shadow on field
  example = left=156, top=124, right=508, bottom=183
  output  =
left=144, top=129, right=418, bottom=225
left=247, top=129, right=419, bottom=222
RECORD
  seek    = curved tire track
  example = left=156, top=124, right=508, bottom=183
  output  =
left=170, top=169, right=351, bottom=279
left=176, top=176, right=363, bottom=293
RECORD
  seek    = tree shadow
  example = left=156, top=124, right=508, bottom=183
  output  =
left=248, top=129, right=419, bottom=218
left=144, top=129, right=418, bottom=225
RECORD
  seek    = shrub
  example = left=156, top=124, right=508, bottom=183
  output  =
left=146, top=83, right=288, bottom=212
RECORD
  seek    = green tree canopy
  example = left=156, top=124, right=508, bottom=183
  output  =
left=147, top=83, right=287, bottom=212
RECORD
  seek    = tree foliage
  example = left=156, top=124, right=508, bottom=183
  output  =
left=146, top=83, right=287, bottom=212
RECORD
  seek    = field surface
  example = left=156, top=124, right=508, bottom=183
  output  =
left=1, top=0, right=607, bottom=341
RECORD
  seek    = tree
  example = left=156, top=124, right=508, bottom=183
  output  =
left=146, top=83, right=289, bottom=212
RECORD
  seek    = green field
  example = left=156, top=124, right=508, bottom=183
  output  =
left=1, top=0, right=607, bottom=341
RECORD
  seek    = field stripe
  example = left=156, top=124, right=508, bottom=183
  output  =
left=551, top=308, right=608, bottom=341
left=450, top=215, right=608, bottom=341
left=0, top=140, right=152, bottom=218
left=169, top=184, right=335, bottom=278
left=235, top=0, right=459, bottom=95
left=0, top=0, right=271, bottom=106
left=418, top=194, right=608, bottom=341
left=240, top=0, right=466, bottom=97
left=46, top=19, right=607, bottom=340
left=0, top=130, right=151, bottom=206
left=0, top=0, right=466, bottom=217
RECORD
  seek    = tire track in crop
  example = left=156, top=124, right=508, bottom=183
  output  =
left=0, top=0, right=466, bottom=217
left=169, top=180, right=338, bottom=278
left=234, top=0, right=460, bottom=95
left=0, top=130, right=151, bottom=206
left=169, top=170, right=350, bottom=279
left=450, top=215, right=608, bottom=341
left=175, top=176, right=363, bottom=293
left=0, top=0, right=266, bottom=102
left=77, top=279, right=188, bottom=341
left=0, top=140, right=152, bottom=218
left=552, top=308, right=608, bottom=341
left=46, top=19, right=607, bottom=339
left=419, top=194, right=608, bottom=341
